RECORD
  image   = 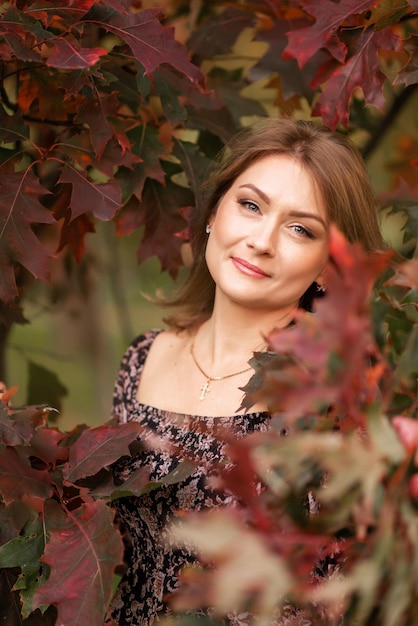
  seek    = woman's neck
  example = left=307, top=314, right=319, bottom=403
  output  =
left=192, top=300, right=296, bottom=373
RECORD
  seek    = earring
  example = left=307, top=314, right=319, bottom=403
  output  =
left=206, top=224, right=211, bottom=234
left=316, top=283, right=326, bottom=293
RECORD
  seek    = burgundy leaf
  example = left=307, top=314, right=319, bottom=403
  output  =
left=46, top=37, right=107, bottom=70
left=59, top=164, right=122, bottom=221
left=0, top=447, right=53, bottom=505
left=64, top=422, right=142, bottom=482
left=312, top=28, right=401, bottom=128
left=93, top=8, right=204, bottom=84
left=0, top=171, right=55, bottom=302
left=284, top=0, right=375, bottom=67
left=33, top=501, right=124, bottom=626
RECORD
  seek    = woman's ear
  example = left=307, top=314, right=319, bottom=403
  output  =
left=315, top=266, right=328, bottom=293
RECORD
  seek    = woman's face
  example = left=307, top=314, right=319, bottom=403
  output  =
left=205, top=154, right=329, bottom=316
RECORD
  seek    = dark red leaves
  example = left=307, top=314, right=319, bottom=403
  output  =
left=265, top=227, right=392, bottom=427
left=284, top=0, right=375, bottom=67
left=95, top=8, right=204, bottom=84
left=45, top=38, right=107, bottom=70
left=59, top=164, right=122, bottom=222
left=0, top=447, right=53, bottom=506
left=33, top=501, right=124, bottom=626
left=65, top=422, right=142, bottom=482
left=312, top=28, right=402, bottom=128
left=0, top=171, right=55, bottom=302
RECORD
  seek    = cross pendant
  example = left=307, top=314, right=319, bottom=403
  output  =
left=199, top=380, right=210, bottom=401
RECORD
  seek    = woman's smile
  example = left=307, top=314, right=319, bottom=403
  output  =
left=231, top=256, right=270, bottom=278
left=205, top=154, right=329, bottom=315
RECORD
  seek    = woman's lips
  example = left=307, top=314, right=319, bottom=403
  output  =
left=231, top=257, right=269, bottom=278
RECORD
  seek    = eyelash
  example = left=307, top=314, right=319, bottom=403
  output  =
left=237, top=199, right=315, bottom=239
left=238, top=199, right=260, bottom=213
left=293, top=224, right=315, bottom=239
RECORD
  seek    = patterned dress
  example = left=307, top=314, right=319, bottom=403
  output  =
left=107, top=330, right=274, bottom=625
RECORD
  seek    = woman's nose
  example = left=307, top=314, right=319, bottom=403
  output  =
left=246, top=221, right=277, bottom=256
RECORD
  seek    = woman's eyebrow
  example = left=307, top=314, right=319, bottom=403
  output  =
left=239, top=184, right=270, bottom=205
left=289, top=210, right=327, bottom=229
left=239, top=184, right=327, bottom=229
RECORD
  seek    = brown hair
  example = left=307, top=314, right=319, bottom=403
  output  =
left=163, top=118, right=385, bottom=330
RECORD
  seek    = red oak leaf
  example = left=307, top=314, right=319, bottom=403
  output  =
left=266, top=227, right=391, bottom=427
left=115, top=125, right=166, bottom=205
left=0, top=403, right=33, bottom=446
left=284, top=0, right=375, bottom=67
left=64, top=422, right=143, bottom=482
left=394, top=41, right=418, bottom=87
left=312, top=28, right=401, bottom=128
left=0, top=447, right=53, bottom=505
left=0, top=171, right=55, bottom=302
left=52, top=181, right=95, bottom=261
left=32, top=501, right=124, bottom=626
left=0, top=29, right=41, bottom=63
left=386, top=258, right=418, bottom=291
left=46, top=37, right=107, bottom=70
left=93, top=7, right=204, bottom=84
left=75, top=92, right=122, bottom=159
left=23, top=0, right=99, bottom=26
left=131, top=178, right=191, bottom=278
left=29, top=429, right=69, bottom=467
left=59, top=164, right=122, bottom=221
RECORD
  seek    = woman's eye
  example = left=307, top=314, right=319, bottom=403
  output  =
left=293, top=224, right=314, bottom=239
left=238, top=199, right=260, bottom=213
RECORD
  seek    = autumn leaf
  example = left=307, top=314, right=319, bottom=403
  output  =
left=284, top=0, right=375, bottom=67
left=58, top=163, right=122, bottom=221
left=0, top=447, right=53, bottom=506
left=0, top=9, right=45, bottom=63
left=115, top=124, right=167, bottom=205
left=172, top=508, right=293, bottom=619
left=74, top=92, right=122, bottom=159
left=0, top=402, right=34, bottom=446
left=0, top=105, right=29, bottom=144
left=64, top=422, right=143, bottom=482
left=29, top=429, right=69, bottom=468
left=394, top=40, right=418, bottom=87
left=265, top=227, right=392, bottom=426
left=32, top=501, right=124, bottom=626
left=312, top=28, right=402, bottom=128
left=20, top=0, right=98, bottom=27
left=135, top=177, right=191, bottom=278
left=49, top=181, right=95, bottom=261
left=88, top=6, right=204, bottom=84
left=45, top=36, right=107, bottom=69
left=386, top=258, right=418, bottom=291
left=0, top=170, right=55, bottom=302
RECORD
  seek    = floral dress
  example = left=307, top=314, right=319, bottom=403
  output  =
left=107, top=330, right=274, bottom=626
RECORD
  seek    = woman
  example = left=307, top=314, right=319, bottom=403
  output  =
left=107, top=118, right=384, bottom=625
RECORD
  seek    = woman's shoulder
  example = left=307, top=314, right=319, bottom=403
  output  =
left=119, top=328, right=188, bottom=369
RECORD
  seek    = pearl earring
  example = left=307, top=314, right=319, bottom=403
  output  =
left=206, top=224, right=211, bottom=234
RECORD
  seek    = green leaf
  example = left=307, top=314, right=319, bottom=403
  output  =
left=0, top=516, right=47, bottom=617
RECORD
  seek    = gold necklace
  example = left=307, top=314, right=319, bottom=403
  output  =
left=190, top=340, right=253, bottom=401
